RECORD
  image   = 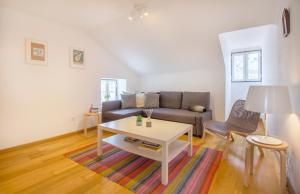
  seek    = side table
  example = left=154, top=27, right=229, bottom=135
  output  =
left=83, top=112, right=102, bottom=136
left=244, top=135, right=288, bottom=194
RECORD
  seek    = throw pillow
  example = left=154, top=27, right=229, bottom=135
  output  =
left=189, top=105, right=206, bottom=113
left=121, top=94, right=136, bottom=109
left=136, top=93, right=145, bottom=108
left=122, top=91, right=135, bottom=95
left=144, top=93, right=160, bottom=108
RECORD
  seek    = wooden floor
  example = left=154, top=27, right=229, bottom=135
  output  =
left=0, top=126, right=285, bottom=194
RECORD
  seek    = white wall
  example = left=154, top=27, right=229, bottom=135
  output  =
left=220, top=25, right=279, bottom=118
left=0, top=7, right=140, bottom=149
left=268, top=0, right=300, bottom=193
left=141, top=68, right=225, bottom=120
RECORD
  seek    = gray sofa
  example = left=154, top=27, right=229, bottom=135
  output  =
left=101, top=91, right=212, bottom=137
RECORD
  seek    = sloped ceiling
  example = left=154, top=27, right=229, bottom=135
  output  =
left=0, top=0, right=279, bottom=75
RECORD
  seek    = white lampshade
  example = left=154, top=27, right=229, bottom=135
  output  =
left=245, top=85, right=292, bottom=114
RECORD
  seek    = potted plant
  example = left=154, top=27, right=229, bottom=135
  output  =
left=104, top=93, right=110, bottom=101
left=136, top=115, right=143, bottom=126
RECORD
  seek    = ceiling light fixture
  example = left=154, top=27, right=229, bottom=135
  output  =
left=128, top=3, right=149, bottom=21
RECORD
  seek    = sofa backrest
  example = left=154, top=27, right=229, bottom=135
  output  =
left=181, top=92, right=210, bottom=110
left=159, top=91, right=182, bottom=109
left=102, top=100, right=122, bottom=112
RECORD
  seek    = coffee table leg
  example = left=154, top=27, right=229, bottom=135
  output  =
left=97, top=125, right=103, bottom=156
left=162, top=143, right=168, bottom=185
left=188, top=128, right=193, bottom=157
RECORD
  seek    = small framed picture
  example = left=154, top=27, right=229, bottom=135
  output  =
left=26, top=39, right=48, bottom=65
left=70, top=47, right=85, bottom=68
left=282, top=8, right=290, bottom=37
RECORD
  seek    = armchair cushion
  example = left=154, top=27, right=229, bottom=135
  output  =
left=204, top=120, right=229, bottom=136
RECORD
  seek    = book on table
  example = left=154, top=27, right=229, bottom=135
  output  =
left=124, top=136, right=161, bottom=151
left=124, top=136, right=140, bottom=143
left=139, top=141, right=161, bottom=151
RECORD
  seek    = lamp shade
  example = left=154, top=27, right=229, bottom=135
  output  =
left=245, top=85, right=292, bottom=114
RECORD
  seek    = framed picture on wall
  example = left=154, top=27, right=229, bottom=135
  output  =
left=26, top=39, right=48, bottom=65
left=282, top=8, right=290, bottom=37
left=70, top=47, right=85, bottom=68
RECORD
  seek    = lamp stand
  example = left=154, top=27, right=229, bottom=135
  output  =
left=251, top=114, right=283, bottom=145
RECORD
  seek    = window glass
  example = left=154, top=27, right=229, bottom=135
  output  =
left=232, top=54, right=244, bottom=81
left=231, top=50, right=261, bottom=82
left=247, top=52, right=260, bottom=80
left=101, top=79, right=117, bottom=102
left=101, top=79, right=127, bottom=102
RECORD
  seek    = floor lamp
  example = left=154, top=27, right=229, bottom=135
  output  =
left=245, top=85, right=292, bottom=145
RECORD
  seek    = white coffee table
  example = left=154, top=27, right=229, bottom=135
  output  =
left=97, top=116, right=193, bottom=185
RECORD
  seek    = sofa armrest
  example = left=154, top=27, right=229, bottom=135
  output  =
left=102, top=100, right=122, bottom=112
left=199, top=110, right=212, bottom=121
left=194, top=110, right=212, bottom=137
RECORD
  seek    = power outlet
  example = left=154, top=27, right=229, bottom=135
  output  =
left=71, top=116, right=76, bottom=122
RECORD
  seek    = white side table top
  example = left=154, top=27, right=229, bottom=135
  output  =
left=246, top=135, right=288, bottom=150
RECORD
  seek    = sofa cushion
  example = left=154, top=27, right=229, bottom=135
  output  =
left=160, top=91, right=182, bottom=109
left=189, top=105, right=206, bottom=113
left=144, top=93, right=160, bottom=108
left=103, top=108, right=143, bottom=121
left=181, top=92, right=210, bottom=110
left=151, top=108, right=203, bottom=124
left=136, top=93, right=145, bottom=108
left=121, top=94, right=136, bottom=109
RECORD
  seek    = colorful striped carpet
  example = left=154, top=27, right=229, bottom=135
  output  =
left=65, top=143, right=222, bottom=194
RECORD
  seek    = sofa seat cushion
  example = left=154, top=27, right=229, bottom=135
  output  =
left=103, top=108, right=143, bottom=121
left=151, top=108, right=202, bottom=124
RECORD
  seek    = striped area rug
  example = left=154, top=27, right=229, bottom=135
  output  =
left=65, top=143, right=222, bottom=194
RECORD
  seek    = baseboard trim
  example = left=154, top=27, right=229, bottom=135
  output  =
left=0, top=126, right=97, bottom=154
left=287, top=177, right=296, bottom=194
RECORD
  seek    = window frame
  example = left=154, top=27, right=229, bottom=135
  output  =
left=101, top=78, right=118, bottom=102
left=231, top=50, right=262, bottom=82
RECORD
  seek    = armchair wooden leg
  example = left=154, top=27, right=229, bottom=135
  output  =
left=202, top=130, right=207, bottom=143
left=223, top=137, right=231, bottom=159
left=230, top=133, right=235, bottom=142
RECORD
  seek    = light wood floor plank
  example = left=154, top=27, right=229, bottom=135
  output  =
left=0, top=127, right=285, bottom=194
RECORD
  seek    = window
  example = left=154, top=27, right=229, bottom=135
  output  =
left=101, top=79, right=118, bottom=102
left=101, top=78, right=127, bottom=102
left=231, top=50, right=262, bottom=82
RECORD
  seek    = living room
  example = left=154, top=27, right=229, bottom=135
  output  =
left=0, top=0, right=299, bottom=193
